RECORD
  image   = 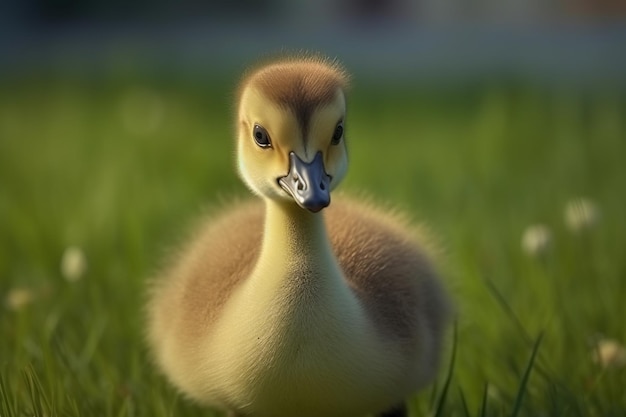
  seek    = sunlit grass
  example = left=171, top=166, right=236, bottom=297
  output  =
left=1, top=74, right=625, bottom=416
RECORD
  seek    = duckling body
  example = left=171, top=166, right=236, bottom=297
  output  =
left=147, top=55, right=450, bottom=417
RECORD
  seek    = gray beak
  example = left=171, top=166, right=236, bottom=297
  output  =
left=278, top=151, right=331, bottom=213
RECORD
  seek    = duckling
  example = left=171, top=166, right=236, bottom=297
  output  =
left=147, top=54, right=450, bottom=417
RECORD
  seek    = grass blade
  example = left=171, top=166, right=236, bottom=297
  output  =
left=480, top=383, right=488, bottom=417
left=23, top=363, right=55, bottom=417
left=433, top=321, right=458, bottom=417
left=510, top=333, right=543, bottom=417
left=0, top=371, right=17, bottom=417
left=483, top=277, right=532, bottom=344
left=484, top=277, right=558, bottom=382
left=458, top=386, right=471, bottom=417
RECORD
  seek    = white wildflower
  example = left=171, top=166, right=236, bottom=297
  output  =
left=5, top=288, right=34, bottom=311
left=61, top=246, right=88, bottom=282
left=592, top=338, right=626, bottom=369
left=487, top=384, right=502, bottom=402
left=564, top=198, right=600, bottom=233
left=521, top=224, right=552, bottom=257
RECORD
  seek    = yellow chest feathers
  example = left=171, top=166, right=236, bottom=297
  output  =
left=196, top=265, right=413, bottom=417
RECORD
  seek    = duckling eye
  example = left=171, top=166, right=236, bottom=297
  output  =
left=331, top=122, right=344, bottom=145
left=253, top=124, right=272, bottom=148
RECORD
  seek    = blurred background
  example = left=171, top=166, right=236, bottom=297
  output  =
left=2, top=1, right=626, bottom=416
left=2, top=0, right=626, bottom=82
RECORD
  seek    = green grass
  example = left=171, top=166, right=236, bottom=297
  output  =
left=1, top=72, right=625, bottom=416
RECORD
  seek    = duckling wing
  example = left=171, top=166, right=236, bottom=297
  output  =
left=326, top=197, right=449, bottom=348
left=147, top=200, right=264, bottom=361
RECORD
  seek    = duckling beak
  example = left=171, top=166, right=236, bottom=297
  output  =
left=278, top=152, right=331, bottom=213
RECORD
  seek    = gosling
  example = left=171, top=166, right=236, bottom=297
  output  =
left=147, top=54, right=450, bottom=417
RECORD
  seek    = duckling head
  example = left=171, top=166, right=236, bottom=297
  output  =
left=236, top=56, right=350, bottom=213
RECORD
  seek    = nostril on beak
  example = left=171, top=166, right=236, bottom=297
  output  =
left=320, top=182, right=326, bottom=191
left=295, top=177, right=305, bottom=192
